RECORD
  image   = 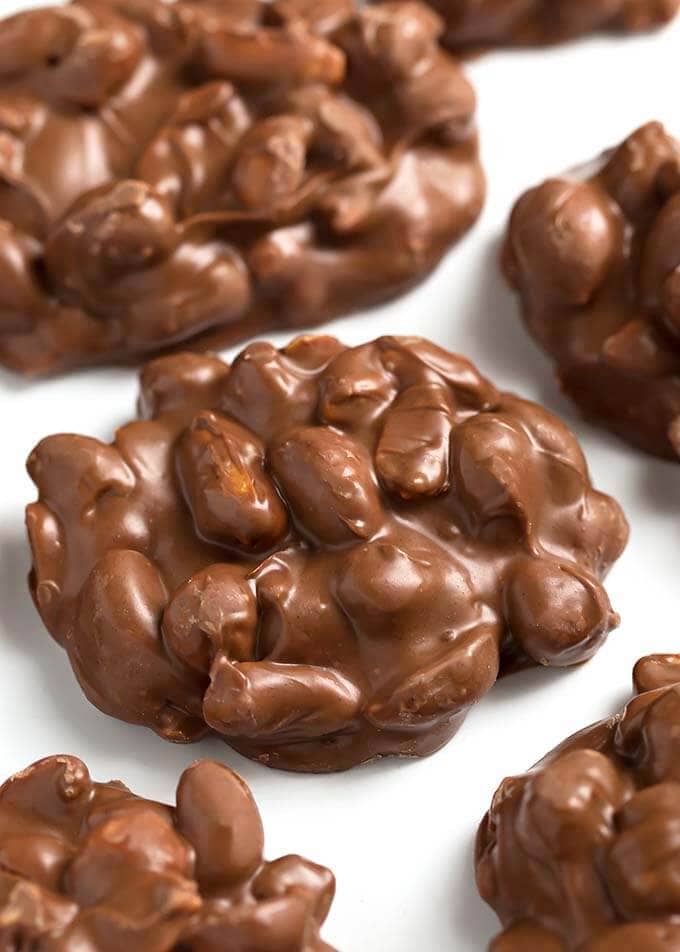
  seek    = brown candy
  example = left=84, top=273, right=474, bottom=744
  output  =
left=26, top=335, right=628, bottom=772
left=413, top=0, right=679, bottom=50
left=0, top=755, right=335, bottom=951
left=476, top=665, right=680, bottom=950
left=504, top=121, right=680, bottom=460
left=0, top=0, right=483, bottom=375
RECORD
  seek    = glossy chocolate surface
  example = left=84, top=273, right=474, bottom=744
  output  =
left=26, top=335, right=628, bottom=772
left=0, top=0, right=482, bottom=375
left=0, top=755, right=335, bottom=950
left=476, top=662, right=680, bottom=951
left=504, top=121, right=680, bottom=460
left=421, top=0, right=679, bottom=49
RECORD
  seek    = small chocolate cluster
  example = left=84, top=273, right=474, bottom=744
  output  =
left=26, top=335, right=627, bottom=772
left=477, top=660, right=680, bottom=951
left=0, top=0, right=482, bottom=374
left=420, top=0, right=679, bottom=50
left=0, top=755, right=335, bottom=950
left=504, top=121, right=680, bottom=459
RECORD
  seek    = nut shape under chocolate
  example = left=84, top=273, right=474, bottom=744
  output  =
left=476, top=662, right=680, bottom=951
left=504, top=121, right=680, bottom=460
left=0, top=755, right=335, bottom=951
left=0, top=0, right=483, bottom=374
left=418, top=0, right=679, bottom=50
left=26, top=335, right=628, bottom=771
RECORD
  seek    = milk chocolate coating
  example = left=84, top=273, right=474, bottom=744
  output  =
left=0, top=755, right=336, bottom=951
left=26, top=335, right=628, bottom=772
left=476, top=665, right=680, bottom=951
left=504, top=121, right=680, bottom=460
left=633, top=653, right=680, bottom=693
left=0, top=0, right=482, bottom=375
left=418, top=0, right=679, bottom=50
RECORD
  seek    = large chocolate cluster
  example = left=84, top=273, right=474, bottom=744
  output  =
left=476, top=663, right=680, bottom=951
left=0, top=755, right=336, bottom=950
left=0, top=0, right=482, bottom=375
left=26, top=335, right=628, bottom=772
left=420, top=0, right=679, bottom=50
left=504, top=121, right=680, bottom=460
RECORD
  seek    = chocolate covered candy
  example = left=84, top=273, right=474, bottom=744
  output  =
left=0, top=755, right=335, bottom=950
left=26, top=335, right=628, bottom=771
left=504, top=121, right=680, bottom=459
left=0, top=0, right=482, bottom=375
left=476, top=665, right=680, bottom=951
left=417, top=0, right=679, bottom=50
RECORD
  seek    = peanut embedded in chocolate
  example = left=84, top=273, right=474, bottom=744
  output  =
left=417, top=0, right=679, bottom=50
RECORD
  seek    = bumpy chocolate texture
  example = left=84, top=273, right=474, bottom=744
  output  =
left=504, top=121, right=680, bottom=460
left=26, top=335, right=628, bottom=772
left=0, top=755, right=336, bottom=951
left=476, top=662, right=680, bottom=952
left=0, top=0, right=482, bottom=375
left=419, top=0, right=679, bottom=49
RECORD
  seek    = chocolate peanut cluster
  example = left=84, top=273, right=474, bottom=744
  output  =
left=504, top=121, right=680, bottom=459
left=26, top=335, right=628, bottom=772
left=419, top=0, right=679, bottom=50
left=0, top=755, right=336, bottom=951
left=476, top=663, right=680, bottom=951
left=0, top=0, right=482, bottom=375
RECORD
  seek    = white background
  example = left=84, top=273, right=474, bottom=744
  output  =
left=1, top=7, right=679, bottom=949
